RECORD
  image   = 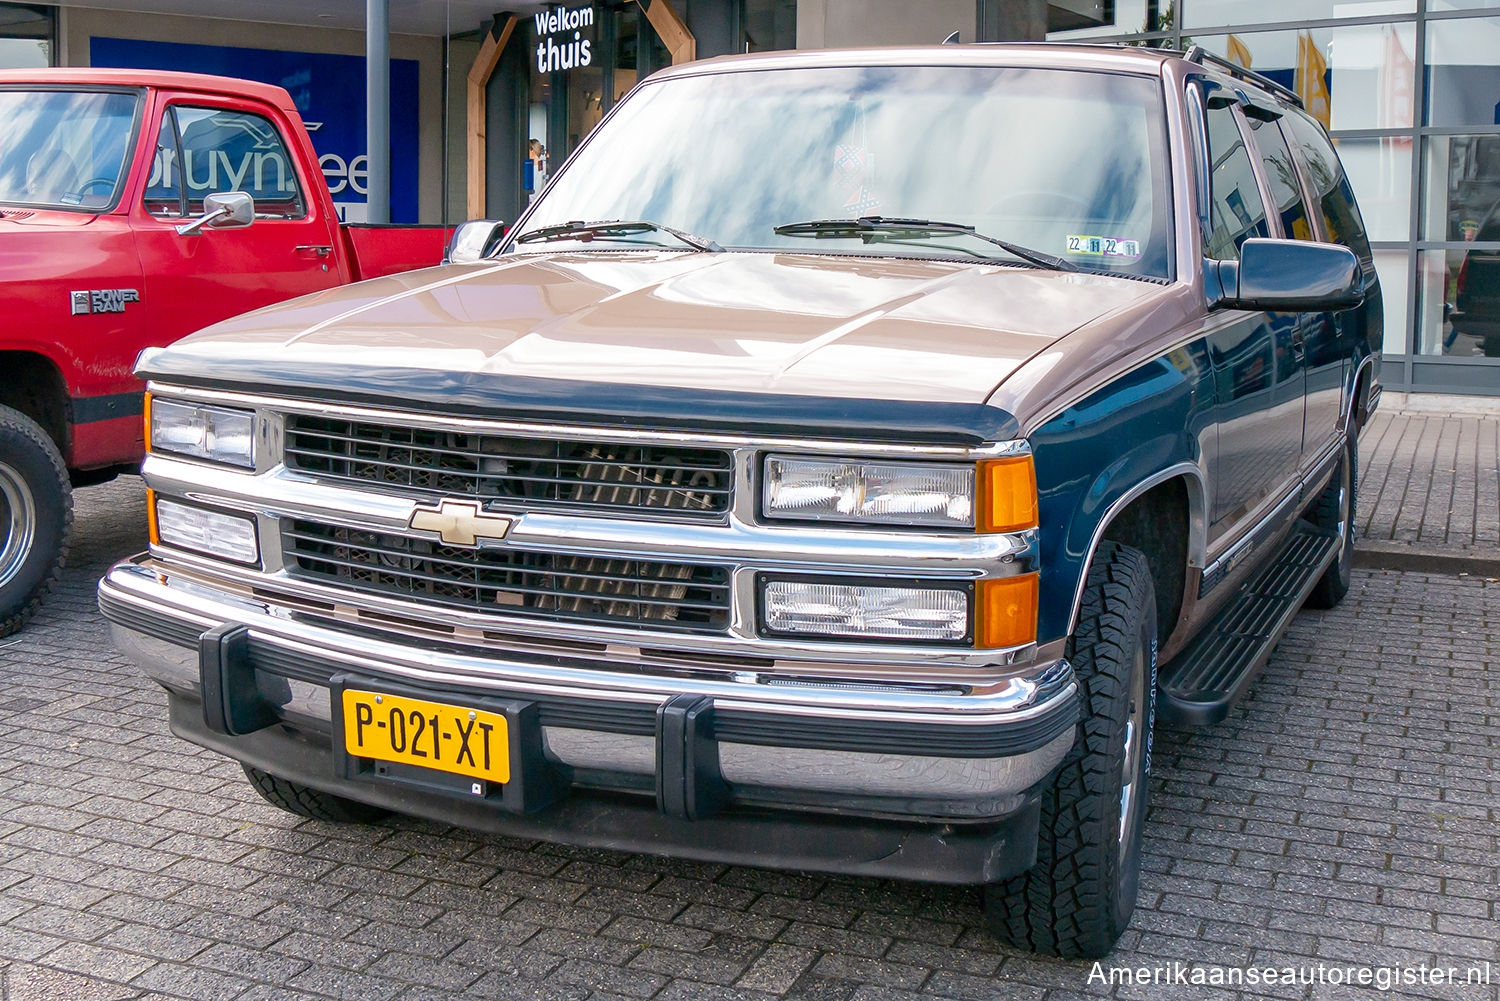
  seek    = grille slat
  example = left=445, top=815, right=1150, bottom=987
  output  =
left=283, top=520, right=731, bottom=633
left=280, top=456, right=733, bottom=497
left=283, top=415, right=733, bottom=518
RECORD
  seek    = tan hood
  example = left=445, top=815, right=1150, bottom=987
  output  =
left=150, top=251, right=1164, bottom=406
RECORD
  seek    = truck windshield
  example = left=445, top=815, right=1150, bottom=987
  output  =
left=516, top=65, right=1172, bottom=279
left=0, top=90, right=139, bottom=212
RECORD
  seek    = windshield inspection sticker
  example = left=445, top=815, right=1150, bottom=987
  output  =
left=1066, top=235, right=1141, bottom=259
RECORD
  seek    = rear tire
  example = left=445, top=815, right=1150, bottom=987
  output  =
left=983, top=541, right=1157, bottom=959
left=242, top=765, right=391, bottom=823
left=0, top=404, right=72, bottom=639
left=1305, top=436, right=1357, bottom=610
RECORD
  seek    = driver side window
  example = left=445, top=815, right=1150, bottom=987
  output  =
left=144, top=105, right=306, bottom=220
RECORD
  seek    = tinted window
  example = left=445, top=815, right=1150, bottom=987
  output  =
left=1203, top=100, right=1269, bottom=260
left=147, top=105, right=305, bottom=219
left=1280, top=110, right=1372, bottom=262
left=1247, top=115, right=1313, bottom=241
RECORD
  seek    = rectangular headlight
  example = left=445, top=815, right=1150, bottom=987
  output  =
left=153, top=497, right=259, bottom=564
left=149, top=398, right=254, bottom=468
left=764, top=456, right=975, bottom=529
left=761, top=578, right=970, bottom=642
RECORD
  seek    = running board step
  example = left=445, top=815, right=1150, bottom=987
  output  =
left=1157, top=522, right=1341, bottom=727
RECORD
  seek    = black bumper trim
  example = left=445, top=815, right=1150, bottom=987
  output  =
left=100, top=593, right=1077, bottom=760
left=167, top=694, right=1042, bottom=885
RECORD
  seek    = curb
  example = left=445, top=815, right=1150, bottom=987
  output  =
left=1354, top=543, right=1500, bottom=578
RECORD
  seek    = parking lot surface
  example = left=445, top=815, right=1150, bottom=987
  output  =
left=0, top=476, right=1496, bottom=1001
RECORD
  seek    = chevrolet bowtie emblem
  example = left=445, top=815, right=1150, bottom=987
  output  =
left=409, top=501, right=513, bottom=546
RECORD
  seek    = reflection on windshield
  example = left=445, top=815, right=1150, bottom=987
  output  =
left=0, top=90, right=138, bottom=211
left=516, top=65, right=1171, bottom=278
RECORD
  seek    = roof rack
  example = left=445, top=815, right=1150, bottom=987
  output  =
left=1182, top=44, right=1304, bottom=109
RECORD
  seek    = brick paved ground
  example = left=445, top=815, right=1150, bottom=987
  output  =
left=0, top=476, right=1496, bottom=1001
left=1359, top=395, right=1500, bottom=572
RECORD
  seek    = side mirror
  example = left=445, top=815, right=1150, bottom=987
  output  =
left=445, top=219, right=507, bottom=264
left=175, top=191, right=255, bottom=236
left=1209, top=238, right=1363, bottom=312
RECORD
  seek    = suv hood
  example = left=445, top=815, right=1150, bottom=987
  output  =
left=148, top=251, right=1164, bottom=406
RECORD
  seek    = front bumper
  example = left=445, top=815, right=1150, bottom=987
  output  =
left=100, top=556, right=1078, bottom=883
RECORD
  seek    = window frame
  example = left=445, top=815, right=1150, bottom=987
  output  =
left=1196, top=78, right=1274, bottom=261
left=143, top=99, right=309, bottom=222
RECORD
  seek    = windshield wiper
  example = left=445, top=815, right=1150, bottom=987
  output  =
left=773, top=216, right=1077, bottom=272
left=514, top=219, right=723, bottom=253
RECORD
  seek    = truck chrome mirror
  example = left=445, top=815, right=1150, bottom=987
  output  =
left=444, top=219, right=506, bottom=264
left=175, top=191, right=255, bottom=236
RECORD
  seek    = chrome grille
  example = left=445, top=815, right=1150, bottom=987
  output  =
left=283, top=415, right=732, bottom=517
left=282, top=520, right=731, bottom=633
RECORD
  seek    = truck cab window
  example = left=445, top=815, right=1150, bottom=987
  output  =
left=145, top=105, right=306, bottom=220
left=1203, top=100, right=1269, bottom=260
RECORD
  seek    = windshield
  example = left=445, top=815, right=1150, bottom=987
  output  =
left=0, top=90, right=140, bottom=211
left=515, top=65, right=1172, bottom=279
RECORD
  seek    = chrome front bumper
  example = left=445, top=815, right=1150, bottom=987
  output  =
left=100, top=556, right=1077, bottom=820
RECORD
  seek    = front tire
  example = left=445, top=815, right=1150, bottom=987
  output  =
left=0, top=405, right=72, bottom=639
left=984, top=541, right=1157, bottom=959
left=243, top=765, right=391, bottom=824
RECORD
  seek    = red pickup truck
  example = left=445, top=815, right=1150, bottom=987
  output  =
left=0, top=68, right=449, bottom=636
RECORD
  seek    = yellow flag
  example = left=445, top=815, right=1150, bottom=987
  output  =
left=1226, top=35, right=1252, bottom=69
left=1296, top=32, right=1331, bottom=128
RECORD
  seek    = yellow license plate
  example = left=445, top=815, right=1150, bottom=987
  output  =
left=342, top=690, right=509, bottom=784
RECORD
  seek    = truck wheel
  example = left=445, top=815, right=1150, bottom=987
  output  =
left=1304, top=437, right=1357, bottom=610
left=242, top=765, right=390, bottom=824
left=0, top=405, right=72, bottom=639
left=983, top=541, right=1156, bottom=959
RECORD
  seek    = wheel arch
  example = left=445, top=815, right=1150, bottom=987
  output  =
left=1344, top=353, right=1376, bottom=433
left=0, top=351, right=71, bottom=459
left=1065, top=464, right=1207, bottom=651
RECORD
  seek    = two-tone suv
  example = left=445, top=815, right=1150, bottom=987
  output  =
left=100, top=43, right=1380, bottom=957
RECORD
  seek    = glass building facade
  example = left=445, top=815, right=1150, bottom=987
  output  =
left=1050, top=0, right=1500, bottom=394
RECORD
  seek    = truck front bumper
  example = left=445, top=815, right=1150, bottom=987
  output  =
left=99, top=556, right=1078, bottom=884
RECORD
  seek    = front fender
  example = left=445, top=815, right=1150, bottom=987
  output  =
left=1030, top=344, right=1216, bottom=644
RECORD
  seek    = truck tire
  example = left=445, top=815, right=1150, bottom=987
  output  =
left=0, top=404, right=72, bottom=639
left=1304, top=437, right=1357, bottom=610
left=983, top=541, right=1157, bottom=959
left=243, top=765, right=390, bottom=824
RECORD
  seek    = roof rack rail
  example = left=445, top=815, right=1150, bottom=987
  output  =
left=1182, top=44, right=1304, bottom=109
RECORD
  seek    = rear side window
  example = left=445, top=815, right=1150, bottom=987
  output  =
left=1246, top=115, right=1313, bottom=242
left=1203, top=101, right=1269, bottom=260
left=1280, top=110, right=1371, bottom=262
left=144, top=105, right=305, bottom=220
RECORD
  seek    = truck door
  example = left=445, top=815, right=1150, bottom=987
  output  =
left=1280, top=110, right=1375, bottom=461
left=1242, top=110, right=1341, bottom=474
left=1200, top=94, right=1307, bottom=535
left=130, top=96, right=345, bottom=349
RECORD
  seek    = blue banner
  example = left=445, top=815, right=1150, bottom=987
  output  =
left=90, top=36, right=419, bottom=223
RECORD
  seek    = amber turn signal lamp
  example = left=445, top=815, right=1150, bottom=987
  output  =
left=142, top=391, right=153, bottom=453
left=976, top=455, right=1038, bottom=533
left=146, top=488, right=160, bottom=546
left=975, top=574, right=1039, bottom=649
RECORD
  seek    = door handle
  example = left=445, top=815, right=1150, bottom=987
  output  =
left=295, top=244, right=333, bottom=258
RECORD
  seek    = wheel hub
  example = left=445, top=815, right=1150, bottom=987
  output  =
left=0, top=461, right=38, bottom=589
